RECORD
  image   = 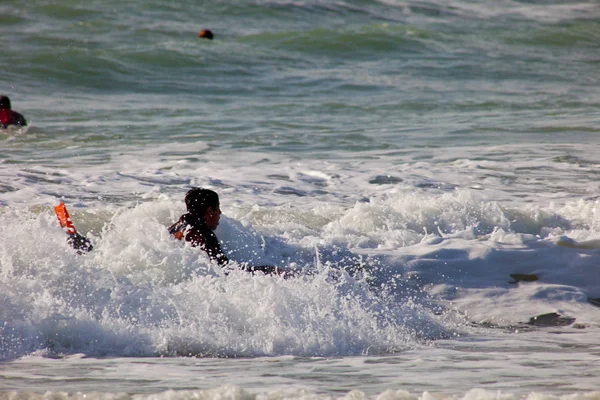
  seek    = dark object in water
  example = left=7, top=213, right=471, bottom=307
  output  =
left=525, top=312, right=575, bottom=327
left=198, top=29, right=214, bottom=40
left=508, top=273, right=539, bottom=284
left=67, top=232, right=94, bottom=254
left=368, top=175, right=403, bottom=185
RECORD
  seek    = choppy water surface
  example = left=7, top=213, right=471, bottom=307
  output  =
left=1, top=0, right=600, bottom=398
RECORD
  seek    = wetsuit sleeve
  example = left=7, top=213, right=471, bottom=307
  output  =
left=201, top=231, right=229, bottom=266
left=168, top=218, right=207, bottom=248
left=168, top=216, right=229, bottom=266
left=169, top=220, right=288, bottom=275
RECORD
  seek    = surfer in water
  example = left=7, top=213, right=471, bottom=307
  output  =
left=169, top=187, right=289, bottom=277
left=0, top=95, right=27, bottom=129
left=55, top=188, right=290, bottom=277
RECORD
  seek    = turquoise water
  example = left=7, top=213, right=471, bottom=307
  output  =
left=3, top=0, right=599, bottom=155
left=2, top=0, right=600, bottom=397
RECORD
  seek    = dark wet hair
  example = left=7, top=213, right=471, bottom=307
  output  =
left=185, top=187, right=219, bottom=216
left=0, top=96, right=11, bottom=109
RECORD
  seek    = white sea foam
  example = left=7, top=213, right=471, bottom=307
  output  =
left=1, top=194, right=441, bottom=359
left=1, top=386, right=599, bottom=400
left=3, top=146, right=600, bottom=361
left=2, top=0, right=600, bottom=393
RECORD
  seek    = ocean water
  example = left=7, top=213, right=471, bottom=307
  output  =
left=2, top=0, right=600, bottom=398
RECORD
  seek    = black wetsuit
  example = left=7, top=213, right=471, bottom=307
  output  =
left=168, top=213, right=229, bottom=266
left=168, top=213, right=283, bottom=276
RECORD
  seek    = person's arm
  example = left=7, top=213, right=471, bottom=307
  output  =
left=186, top=228, right=229, bottom=266
left=204, top=233, right=229, bottom=266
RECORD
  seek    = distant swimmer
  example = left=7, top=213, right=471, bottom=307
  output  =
left=0, top=95, right=27, bottom=129
left=198, top=29, right=214, bottom=40
left=169, top=188, right=290, bottom=277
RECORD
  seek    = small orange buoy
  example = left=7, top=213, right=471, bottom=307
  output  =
left=198, top=29, right=214, bottom=40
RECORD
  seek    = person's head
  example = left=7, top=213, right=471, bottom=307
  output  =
left=198, top=29, right=213, bottom=40
left=185, top=187, right=221, bottom=229
left=0, top=96, right=11, bottom=109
